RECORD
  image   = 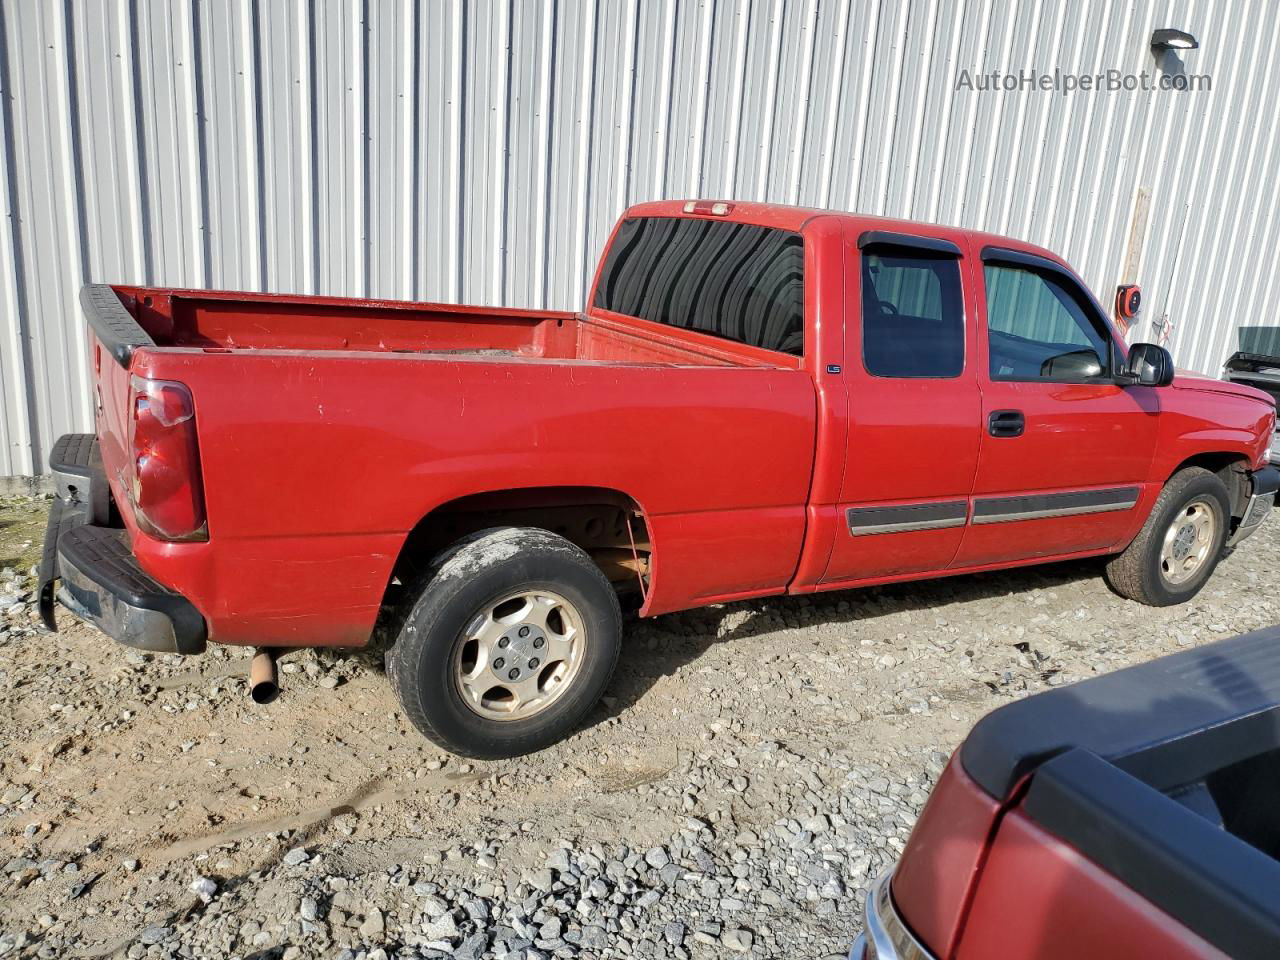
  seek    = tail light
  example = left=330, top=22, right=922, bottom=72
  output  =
left=128, top=375, right=208, bottom=541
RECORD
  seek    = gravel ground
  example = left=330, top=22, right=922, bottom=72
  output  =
left=2, top=492, right=1278, bottom=959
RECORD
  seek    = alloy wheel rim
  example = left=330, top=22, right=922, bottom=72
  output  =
left=452, top=589, right=587, bottom=721
left=1159, top=498, right=1217, bottom=586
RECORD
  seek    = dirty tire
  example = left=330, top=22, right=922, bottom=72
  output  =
left=386, top=527, right=622, bottom=759
left=1104, top=467, right=1230, bottom=606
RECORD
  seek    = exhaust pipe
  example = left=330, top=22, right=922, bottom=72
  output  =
left=249, top=648, right=280, bottom=705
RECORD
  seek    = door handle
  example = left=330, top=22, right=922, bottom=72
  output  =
left=988, top=410, right=1025, bottom=438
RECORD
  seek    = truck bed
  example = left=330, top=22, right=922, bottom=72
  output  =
left=81, top=282, right=818, bottom=646
left=103, top=284, right=796, bottom=369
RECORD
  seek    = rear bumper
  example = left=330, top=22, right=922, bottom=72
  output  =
left=38, top=433, right=207, bottom=655
left=1227, top=465, right=1279, bottom=548
left=57, top=524, right=207, bottom=654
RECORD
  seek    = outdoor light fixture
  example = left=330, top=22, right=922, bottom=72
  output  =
left=1151, top=28, right=1199, bottom=51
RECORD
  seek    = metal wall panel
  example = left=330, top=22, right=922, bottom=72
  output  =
left=2, top=0, right=1278, bottom=476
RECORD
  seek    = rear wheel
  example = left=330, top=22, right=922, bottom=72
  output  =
left=386, top=527, right=621, bottom=759
left=1104, top=467, right=1230, bottom=606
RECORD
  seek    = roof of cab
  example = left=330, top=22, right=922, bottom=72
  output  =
left=622, top=199, right=1069, bottom=270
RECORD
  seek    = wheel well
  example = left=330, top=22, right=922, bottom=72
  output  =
left=386, top=486, right=652, bottom=604
left=1169, top=453, right=1251, bottom=519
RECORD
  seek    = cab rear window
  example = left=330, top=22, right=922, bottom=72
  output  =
left=592, top=217, right=805, bottom=356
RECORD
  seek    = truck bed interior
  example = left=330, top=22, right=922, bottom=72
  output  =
left=109, top=285, right=795, bottom=369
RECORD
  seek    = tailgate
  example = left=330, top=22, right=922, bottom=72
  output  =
left=82, top=284, right=152, bottom=526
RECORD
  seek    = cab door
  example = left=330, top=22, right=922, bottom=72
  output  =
left=952, top=246, right=1160, bottom=568
left=820, top=229, right=982, bottom=586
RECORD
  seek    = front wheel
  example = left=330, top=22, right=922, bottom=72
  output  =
left=386, top=527, right=622, bottom=759
left=1104, top=467, right=1230, bottom=606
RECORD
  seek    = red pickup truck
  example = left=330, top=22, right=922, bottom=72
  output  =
left=39, top=200, right=1278, bottom=758
left=853, top=624, right=1280, bottom=960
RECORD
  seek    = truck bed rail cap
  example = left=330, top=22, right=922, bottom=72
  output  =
left=961, top=624, right=1280, bottom=799
left=81, top=283, right=155, bottom=367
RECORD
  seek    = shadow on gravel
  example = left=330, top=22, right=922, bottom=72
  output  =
left=595, top=556, right=1106, bottom=723
left=302, top=552, right=1105, bottom=737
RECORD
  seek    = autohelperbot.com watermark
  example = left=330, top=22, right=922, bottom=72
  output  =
left=956, top=67, right=1211, bottom=95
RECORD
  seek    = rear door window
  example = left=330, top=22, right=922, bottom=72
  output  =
left=592, top=217, right=805, bottom=356
left=861, top=250, right=965, bottom=378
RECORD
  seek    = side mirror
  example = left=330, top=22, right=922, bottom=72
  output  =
left=1123, top=342, right=1175, bottom=387
left=1041, top=348, right=1103, bottom=379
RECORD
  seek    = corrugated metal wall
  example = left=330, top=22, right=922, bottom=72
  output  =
left=2, top=0, right=1278, bottom=477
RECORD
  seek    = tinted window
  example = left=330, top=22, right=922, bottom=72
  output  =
left=593, top=217, right=804, bottom=355
left=861, top=250, right=964, bottom=378
left=984, top=264, right=1112, bottom=381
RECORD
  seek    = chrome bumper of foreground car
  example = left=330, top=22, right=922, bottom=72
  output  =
left=849, top=871, right=937, bottom=960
